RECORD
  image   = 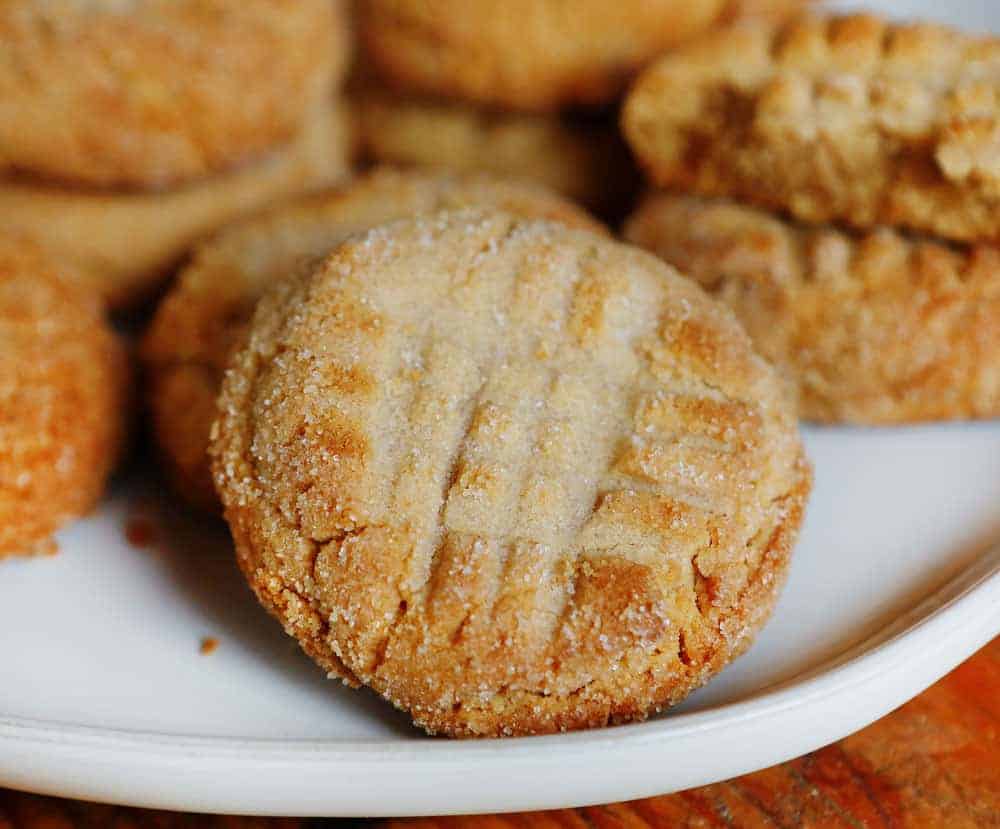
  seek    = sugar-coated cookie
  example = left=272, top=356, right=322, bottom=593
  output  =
left=143, top=169, right=605, bottom=511
left=212, top=209, right=810, bottom=736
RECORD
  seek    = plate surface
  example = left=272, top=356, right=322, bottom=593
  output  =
left=3, top=0, right=1000, bottom=817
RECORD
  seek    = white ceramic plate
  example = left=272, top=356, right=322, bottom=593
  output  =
left=3, top=0, right=1000, bottom=818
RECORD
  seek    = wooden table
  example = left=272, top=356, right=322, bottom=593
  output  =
left=2, top=637, right=998, bottom=828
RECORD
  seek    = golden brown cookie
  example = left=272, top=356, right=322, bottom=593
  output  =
left=625, top=193, right=1000, bottom=424
left=143, top=168, right=605, bottom=511
left=0, top=237, right=128, bottom=558
left=359, top=0, right=729, bottom=111
left=0, top=102, right=351, bottom=309
left=211, top=209, right=810, bottom=736
left=353, top=90, right=639, bottom=216
left=623, top=14, right=1000, bottom=244
left=0, top=0, right=347, bottom=189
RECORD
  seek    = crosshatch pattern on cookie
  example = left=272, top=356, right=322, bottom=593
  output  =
left=212, top=210, right=810, bottom=737
left=143, top=169, right=604, bottom=509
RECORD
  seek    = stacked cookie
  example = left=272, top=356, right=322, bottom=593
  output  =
left=352, top=0, right=807, bottom=217
left=131, top=3, right=820, bottom=737
left=0, top=0, right=353, bottom=309
left=2, top=1, right=822, bottom=741
left=622, top=13, right=1000, bottom=423
left=0, top=0, right=352, bottom=560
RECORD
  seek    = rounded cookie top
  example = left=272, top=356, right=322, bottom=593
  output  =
left=0, top=0, right=347, bottom=189
left=622, top=14, right=1000, bottom=244
left=359, top=0, right=727, bottom=112
left=625, top=193, right=1000, bottom=424
left=143, top=168, right=605, bottom=511
left=0, top=236, right=128, bottom=557
left=211, top=209, right=810, bottom=736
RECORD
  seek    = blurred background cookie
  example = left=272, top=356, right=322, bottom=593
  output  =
left=623, top=14, right=1000, bottom=243
left=211, top=209, right=810, bottom=736
left=0, top=0, right=348, bottom=189
left=0, top=103, right=352, bottom=309
left=0, top=237, right=128, bottom=558
left=353, top=91, right=639, bottom=216
left=142, top=168, right=605, bottom=511
left=626, top=194, right=1000, bottom=424
left=358, top=0, right=729, bottom=112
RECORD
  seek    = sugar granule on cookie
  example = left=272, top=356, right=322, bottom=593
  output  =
left=623, top=14, right=1000, bottom=244
left=211, top=209, right=810, bottom=737
left=143, top=168, right=604, bottom=512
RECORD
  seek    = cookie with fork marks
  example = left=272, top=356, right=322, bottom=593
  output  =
left=211, top=209, right=811, bottom=736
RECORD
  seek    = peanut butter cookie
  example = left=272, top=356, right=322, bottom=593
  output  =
left=211, top=209, right=810, bottom=736
left=625, top=193, right=1000, bottom=424
left=623, top=14, right=1000, bottom=244
left=354, top=91, right=638, bottom=216
left=359, top=0, right=728, bottom=111
left=0, top=237, right=128, bottom=558
left=0, top=0, right=348, bottom=189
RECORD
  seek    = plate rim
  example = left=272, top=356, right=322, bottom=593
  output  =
left=2, top=546, right=997, bottom=815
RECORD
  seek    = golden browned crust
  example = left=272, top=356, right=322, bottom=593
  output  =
left=211, top=210, right=810, bottom=736
left=359, top=0, right=728, bottom=111
left=0, top=0, right=347, bottom=189
left=143, top=168, right=605, bottom=511
left=0, top=787, right=306, bottom=828
left=0, top=102, right=351, bottom=309
left=622, top=14, right=1000, bottom=244
left=0, top=236, right=129, bottom=558
left=353, top=90, right=639, bottom=215
left=625, top=193, right=1000, bottom=424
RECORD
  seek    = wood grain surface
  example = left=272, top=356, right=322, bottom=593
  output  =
left=2, top=637, right=997, bottom=828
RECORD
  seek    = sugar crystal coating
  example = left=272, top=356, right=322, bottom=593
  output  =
left=212, top=210, right=811, bottom=737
